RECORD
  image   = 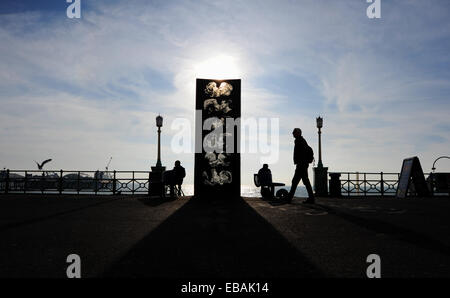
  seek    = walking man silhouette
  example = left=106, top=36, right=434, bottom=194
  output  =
left=287, top=128, right=315, bottom=204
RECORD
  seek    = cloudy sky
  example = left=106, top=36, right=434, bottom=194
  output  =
left=1, top=0, right=449, bottom=186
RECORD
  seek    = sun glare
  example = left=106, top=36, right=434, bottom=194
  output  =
left=194, top=54, right=242, bottom=79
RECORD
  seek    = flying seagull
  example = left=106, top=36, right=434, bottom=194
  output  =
left=35, top=159, right=52, bottom=170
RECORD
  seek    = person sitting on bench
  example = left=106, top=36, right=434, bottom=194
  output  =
left=258, top=164, right=273, bottom=186
left=255, top=164, right=286, bottom=199
left=257, top=164, right=275, bottom=199
left=172, top=160, right=186, bottom=197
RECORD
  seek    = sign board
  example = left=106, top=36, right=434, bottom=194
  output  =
left=396, top=156, right=430, bottom=198
left=194, top=79, right=241, bottom=199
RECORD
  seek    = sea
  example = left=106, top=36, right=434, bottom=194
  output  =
left=181, top=184, right=308, bottom=198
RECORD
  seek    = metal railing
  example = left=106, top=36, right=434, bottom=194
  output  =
left=0, top=169, right=152, bottom=195
left=1, top=169, right=444, bottom=197
left=328, top=171, right=433, bottom=197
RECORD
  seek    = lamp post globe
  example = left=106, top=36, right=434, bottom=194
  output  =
left=316, top=116, right=323, bottom=129
left=156, top=114, right=163, bottom=128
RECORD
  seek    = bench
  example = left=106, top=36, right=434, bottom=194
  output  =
left=163, top=170, right=184, bottom=198
left=254, top=173, right=286, bottom=199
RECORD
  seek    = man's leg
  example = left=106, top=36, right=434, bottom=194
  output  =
left=299, top=165, right=315, bottom=202
left=301, top=172, right=314, bottom=199
left=177, top=184, right=182, bottom=196
left=288, top=165, right=301, bottom=201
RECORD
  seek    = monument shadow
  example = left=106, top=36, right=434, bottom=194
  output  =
left=103, top=197, right=324, bottom=278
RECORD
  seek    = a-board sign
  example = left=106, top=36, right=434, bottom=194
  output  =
left=396, top=156, right=430, bottom=198
left=194, top=79, right=241, bottom=199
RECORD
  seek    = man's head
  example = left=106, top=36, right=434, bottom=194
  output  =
left=175, top=160, right=181, bottom=167
left=292, top=128, right=302, bottom=138
left=263, top=164, right=269, bottom=169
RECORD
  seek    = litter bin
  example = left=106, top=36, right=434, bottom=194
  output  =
left=329, top=173, right=342, bottom=197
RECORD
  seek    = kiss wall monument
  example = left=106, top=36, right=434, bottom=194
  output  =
left=194, top=79, right=241, bottom=199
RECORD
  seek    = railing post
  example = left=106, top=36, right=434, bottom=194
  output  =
left=364, top=173, right=367, bottom=197
left=347, top=172, right=350, bottom=197
left=59, top=169, right=63, bottom=194
left=148, top=171, right=151, bottom=195
left=380, top=172, right=384, bottom=197
left=40, top=171, right=44, bottom=194
left=113, top=170, right=117, bottom=195
left=132, top=171, right=135, bottom=194
left=77, top=171, right=80, bottom=194
left=24, top=171, right=28, bottom=194
left=356, top=172, right=359, bottom=196
left=5, top=169, right=10, bottom=194
left=94, top=171, right=98, bottom=195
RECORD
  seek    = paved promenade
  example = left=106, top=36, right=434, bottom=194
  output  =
left=0, top=194, right=449, bottom=278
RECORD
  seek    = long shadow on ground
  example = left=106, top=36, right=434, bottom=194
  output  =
left=0, top=197, right=119, bottom=233
left=317, top=203, right=450, bottom=258
left=103, top=197, right=324, bottom=278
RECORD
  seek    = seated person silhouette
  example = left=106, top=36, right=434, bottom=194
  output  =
left=162, top=160, right=186, bottom=198
left=255, top=164, right=285, bottom=199
left=258, top=164, right=273, bottom=186
left=171, top=160, right=186, bottom=197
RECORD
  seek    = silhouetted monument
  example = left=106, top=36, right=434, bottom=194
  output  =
left=194, top=79, right=241, bottom=199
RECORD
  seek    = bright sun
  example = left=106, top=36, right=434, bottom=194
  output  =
left=194, top=54, right=242, bottom=79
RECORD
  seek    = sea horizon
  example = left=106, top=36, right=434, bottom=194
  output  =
left=181, top=184, right=308, bottom=198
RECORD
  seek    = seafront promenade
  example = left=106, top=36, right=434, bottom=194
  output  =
left=0, top=194, right=449, bottom=278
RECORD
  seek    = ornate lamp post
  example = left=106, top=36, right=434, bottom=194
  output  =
left=431, top=156, right=450, bottom=172
left=155, top=115, right=163, bottom=168
left=149, top=114, right=165, bottom=196
left=316, top=116, right=323, bottom=168
left=313, top=116, right=328, bottom=196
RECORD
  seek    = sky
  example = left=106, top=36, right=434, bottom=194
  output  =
left=0, top=0, right=449, bottom=186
